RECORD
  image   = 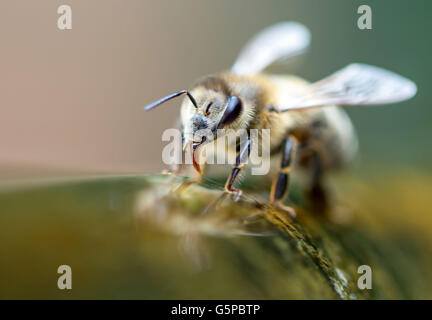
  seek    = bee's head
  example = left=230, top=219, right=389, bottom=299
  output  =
left=179, top=84, right=244, bottom=173
left=143, top=75, right=249, bottom=174
left=181, top=86, right=244, bottom=145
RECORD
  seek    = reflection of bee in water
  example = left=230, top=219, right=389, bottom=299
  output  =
left=144, top=22, right=417, bottom=217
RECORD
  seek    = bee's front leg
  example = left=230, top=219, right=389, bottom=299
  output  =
left=201, top=138, right=251, bottom=215
left=270, top=137, right=296, bottom=219
left=306, top=147, right=329, bottom=214
left=224, top=138, right=251, bottom=202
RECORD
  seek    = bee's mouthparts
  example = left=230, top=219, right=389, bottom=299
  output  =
left=183, top=139, right=204, bottom=174
left=191, top=141, right=203, bottom=174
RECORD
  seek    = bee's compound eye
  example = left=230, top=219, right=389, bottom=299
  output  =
left=218, top=96, right=242, bottom=128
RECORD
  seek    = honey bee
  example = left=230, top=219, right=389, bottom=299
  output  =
left=144, top=22, right=417, bottom=217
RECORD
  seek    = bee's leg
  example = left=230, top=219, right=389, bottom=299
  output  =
left=224, top=138, right=251, bottom=202
left=307, top=149, right=329, bottom=214
left=270, top=137, right=296, bottom=219
left=201, top=138, right=250, bottom=215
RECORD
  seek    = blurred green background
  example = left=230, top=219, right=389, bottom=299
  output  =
left=0, top=0, right=431, bottom=178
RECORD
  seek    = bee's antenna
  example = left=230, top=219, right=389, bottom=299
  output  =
left=144, top=90, right=198, bottom=111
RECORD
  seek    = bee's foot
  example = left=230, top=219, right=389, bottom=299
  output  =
left=226, top=188, right=242, bottom=202
left=201, top=189, right=242, bottom=216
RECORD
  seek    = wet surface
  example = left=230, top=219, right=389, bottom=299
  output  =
left=0, top=173, right=431, bottom=299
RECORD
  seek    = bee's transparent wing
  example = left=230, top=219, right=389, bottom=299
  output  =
left=277, top=63, right=417, bottom=111
left=231, top=22, right=311, bottom=76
